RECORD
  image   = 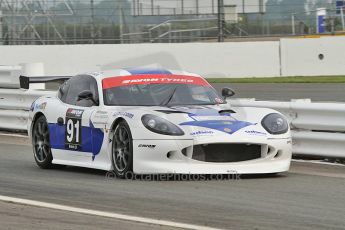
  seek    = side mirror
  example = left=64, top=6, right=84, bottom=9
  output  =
left=221, top=87, right=235, bottom=100
left=77, top=90, right=98, bottom=105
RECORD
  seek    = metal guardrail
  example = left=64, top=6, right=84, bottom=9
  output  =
left=0, top=64, right=54, bottom=131
left=0, top=89, right=55, bottom=131
left=0, top=110, right=29, bottom=131
left=0, top=65, right=344, bottom=158
left=0, top=89, right=55, bottom=110
left=292, top=131, right=345, bottom=158
left=230, top=98, right=345, bottom=158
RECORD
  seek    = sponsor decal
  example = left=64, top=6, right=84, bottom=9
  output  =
left=33, top=102, right=47, bottom=111
left=190, top=130, right=214, bottom=136
left=245, top=130, right=267, bottom=136
left=224, top=128, right=232, bottom=133
left=66, top=108, right=83, bottom=118
left=138, top=144, right=156, bottom=149
left=113, top=111, right=134, bottom=119
left=92, top=111, right=109, bottom=126
left=94, top=111, right=108, bottom=119
left=102, top=74, right=210, bottom=89
left=95, top=111, right=108, bottom=116
left=122, top=78, right=193, bottom=84
left=215, top=98, right=224, bottom=103
left=65, top=108, right=84, bottom=150
left=203, top=121, right=233, bottom=125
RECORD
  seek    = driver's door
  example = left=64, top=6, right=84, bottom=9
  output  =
left=49, top=75, right=100, bottom=162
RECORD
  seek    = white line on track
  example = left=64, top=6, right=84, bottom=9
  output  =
left=0, top=133, right=27, bottom=138
left=0, top=195, right=222, bottom=230
left=292, top=159, right=345, bottom=167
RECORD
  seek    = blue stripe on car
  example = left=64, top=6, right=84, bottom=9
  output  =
left=171, top=106, right=253, bottom=134
left=48, top=123, right=104, bottom=159
left=179, top=120, right=254, bottom=135
left=125, top=68, right=171, bottom=75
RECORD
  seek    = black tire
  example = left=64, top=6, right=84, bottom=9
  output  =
left=32, top=115, right=54, bottom=169
left=111, top=121, right=133, bottom=179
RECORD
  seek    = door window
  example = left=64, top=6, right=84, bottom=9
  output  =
left=63, top=75, right=99, bottom=107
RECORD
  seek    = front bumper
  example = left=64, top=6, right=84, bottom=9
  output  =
left=133, top=138, right=292, bottom=174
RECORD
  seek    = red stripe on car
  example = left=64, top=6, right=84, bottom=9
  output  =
left=102, top=74, right=210, bottom=89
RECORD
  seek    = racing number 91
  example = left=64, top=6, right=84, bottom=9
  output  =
left=66, top=118, right=80, bottom=143
left=65, top=109, right=84, bottom=150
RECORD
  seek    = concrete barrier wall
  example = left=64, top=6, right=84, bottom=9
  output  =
left=0, top=36, right=344, bottom=77
left=0, top=42, right=280, bottom=78
left=280, top=36, right=345, bottom=76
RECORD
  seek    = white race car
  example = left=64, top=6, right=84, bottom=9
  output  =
left=23, top=68, right=292, bottom=177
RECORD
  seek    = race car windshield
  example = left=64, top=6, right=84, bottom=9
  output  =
left=102, top=75, right=225, bottom=106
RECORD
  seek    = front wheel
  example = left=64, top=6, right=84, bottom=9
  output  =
left=111, top=121, right=133, bottom=178
left=32, top=116, right=53, bottom=169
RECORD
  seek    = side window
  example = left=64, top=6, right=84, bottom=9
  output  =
left=64, top=75, right=99, bottom=107
left=58, top=80, right=70, bottom=103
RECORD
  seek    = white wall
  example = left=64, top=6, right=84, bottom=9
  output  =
left=280, top=36, right=345, bottom=76
left=0, top=42, right=280, bottom=78
left=0, top=36, right=344, bottom=78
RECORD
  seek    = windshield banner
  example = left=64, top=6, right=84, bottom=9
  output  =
left=102, top=74, right=210, bottom=89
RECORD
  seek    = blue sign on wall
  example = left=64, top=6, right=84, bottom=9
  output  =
left=336, top=0, right=345, bottom=14
left=318, top=15, right=325, bottom=33
left=317, top=9, right=326, bottom=34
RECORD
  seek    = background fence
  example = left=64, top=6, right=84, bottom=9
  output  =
left=0, top=0, right=344, bottom=45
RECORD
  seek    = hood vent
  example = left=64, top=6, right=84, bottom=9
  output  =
left=219, top=109, right=236, bottom=115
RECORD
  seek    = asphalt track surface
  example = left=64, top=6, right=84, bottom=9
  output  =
left=211, top=83, right=345, bottom=102
left=0, top=201, right=178, bottom=230
left=0, top=142, right=344, bottom=230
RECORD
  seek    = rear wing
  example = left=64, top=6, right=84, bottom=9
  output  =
left=19, top=75, right=72, bottom=89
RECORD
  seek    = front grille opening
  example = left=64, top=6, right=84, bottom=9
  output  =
left=186, top=143, right=262, bottom=163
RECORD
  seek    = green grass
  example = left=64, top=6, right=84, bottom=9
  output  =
left=206, top=76, right=345, bottom=83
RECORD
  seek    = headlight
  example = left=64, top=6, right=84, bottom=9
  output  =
left=141, top=114, right=184, bottom=136
left=261, top=113, right=288, bottom=134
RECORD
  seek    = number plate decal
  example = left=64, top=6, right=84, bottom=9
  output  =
left=65, top=108, right=84, bottom=150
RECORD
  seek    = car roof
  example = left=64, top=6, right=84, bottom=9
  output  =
left=86, top=68, right=203, bottom=80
